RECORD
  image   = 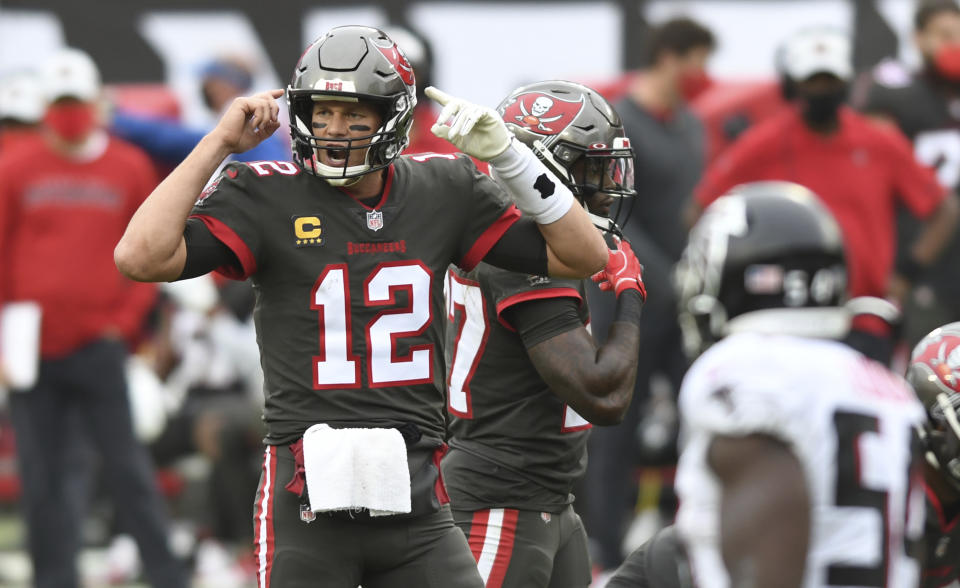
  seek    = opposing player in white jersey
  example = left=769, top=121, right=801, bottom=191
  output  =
left=672, top=181, right=927, bottom=588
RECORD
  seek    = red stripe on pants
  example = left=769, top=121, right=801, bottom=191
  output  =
left=254, top=446, right=277, bottom=588
left=468, top=509, right=491, bottom=563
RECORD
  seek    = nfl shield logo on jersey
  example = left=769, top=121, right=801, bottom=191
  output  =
left=366, top=210, right=384, bottom=232
left=300, top=502, right=316, bottom=523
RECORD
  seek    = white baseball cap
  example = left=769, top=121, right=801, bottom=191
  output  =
left=39, top=48, right=101, bottom=102
left=0, top=73, right=44, bottom=123
left=780, top=28, right=852, bottom=82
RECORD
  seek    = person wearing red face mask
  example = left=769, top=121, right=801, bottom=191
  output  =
left=583, top=16, right=715, bottom=580
left=0, top=48, right=188, bottom=588
left=44, top=97, right=97, bottom=142
left=689, top=27, right=960, bottom=367
left=857, top=0, right=960, bottom=352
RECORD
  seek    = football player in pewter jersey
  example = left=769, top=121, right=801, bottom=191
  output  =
left=442, top=80, right=645, bottom=588
left=114, top=25, right=611, bottom=588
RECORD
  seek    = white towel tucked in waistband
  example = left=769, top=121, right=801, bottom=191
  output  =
left=302, top=423, right=411, bottom=517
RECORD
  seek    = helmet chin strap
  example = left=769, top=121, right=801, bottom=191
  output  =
left=311, top=155, right=369, bottom=187
left=587, top=210, right=621, bottom=237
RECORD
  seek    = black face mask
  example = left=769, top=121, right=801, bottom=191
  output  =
left=798, top=86, right=848, bottom=128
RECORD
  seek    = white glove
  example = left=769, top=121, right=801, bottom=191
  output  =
left=425, top=86, right=511, bottom=161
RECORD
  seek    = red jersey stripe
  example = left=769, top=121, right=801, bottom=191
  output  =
left=432, top=443, right=451, bottom=505
left=460, top=205, right=522, bottom=272
left=495, top=287, right=584, bottom=331
left=337, top=165, right=395, bottom=211
left=190, top=213, right=257, bottom=279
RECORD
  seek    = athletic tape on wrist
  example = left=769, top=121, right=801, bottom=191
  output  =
left=489, top=139, right=574, bottom=225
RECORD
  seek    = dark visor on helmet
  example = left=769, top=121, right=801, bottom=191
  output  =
left=553, top=136, right=636, bottom=199
left=578, top=142, right=636, bottom=198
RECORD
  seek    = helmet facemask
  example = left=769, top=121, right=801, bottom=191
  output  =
left=577, top=139, right=636, bottom=232
left=289, top=93, right=413, bottom=186
left=921, top=391, right=960, bottom=492
left=675, top=211, right=729, bottom=357
left=908, top=324, right=960, bottom=493
left=287, top=26, right=417, bottom=186
left=546, top=137, right=636, bottom=199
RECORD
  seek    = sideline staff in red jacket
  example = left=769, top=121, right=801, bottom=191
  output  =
left=0, top=49, right=187, bottom=588
left=688, top=28, right=959, bottom=362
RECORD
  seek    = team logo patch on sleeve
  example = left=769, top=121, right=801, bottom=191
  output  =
left=293, top=215, right=324, bottom=247
left=194, top=175, right=223, bottom=206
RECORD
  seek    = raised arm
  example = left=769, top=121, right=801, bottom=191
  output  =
left=536, top=200, right=611, bottom=278
left=507, top=238, right=645, bottom=425
left=114, top=90, right=282, bottom=282
left=425, top=86, right=608, bottom=278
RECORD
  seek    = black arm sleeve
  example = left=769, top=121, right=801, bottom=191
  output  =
left=614, top=290, right=644, bottom=325
left=481, top=216, right=548, bottom=276
left=502, top=295, right=584, bottom=349
left=177, top=217, right=242, bottom=281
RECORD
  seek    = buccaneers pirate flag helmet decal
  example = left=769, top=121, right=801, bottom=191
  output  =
left=500, top=91, right=585, bottom=136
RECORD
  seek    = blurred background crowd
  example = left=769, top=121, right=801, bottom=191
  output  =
left=1, top=0, right=958, bottom=586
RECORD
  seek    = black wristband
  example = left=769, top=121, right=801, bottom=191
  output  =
left=613, top=289, right=644, bottom=326
left=895, top=256, right=925, bottom=283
